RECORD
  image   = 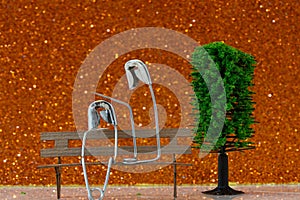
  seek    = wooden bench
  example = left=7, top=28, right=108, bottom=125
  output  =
left=38, top=128, right=192, bottom=199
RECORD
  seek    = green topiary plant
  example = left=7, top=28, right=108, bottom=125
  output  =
left=191, top=41, right=256, bottom=195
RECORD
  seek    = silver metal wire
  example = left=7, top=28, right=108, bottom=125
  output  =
left=123, top=59, right=161, bottom=164
left=93, top=92, right=137, bottom=159
left=122, top=83, right=161, bottom=164
left=82, top=59, right=161, bottom=199
left=82, top=100, right=118, bottom=200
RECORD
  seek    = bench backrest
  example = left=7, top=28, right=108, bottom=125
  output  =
left=40, top=128, right=192, bottom=158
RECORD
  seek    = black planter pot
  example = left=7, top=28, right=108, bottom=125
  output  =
left=203, top=147, right=244, bottom=195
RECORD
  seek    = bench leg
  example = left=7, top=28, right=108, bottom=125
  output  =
left=55, top=166, right=61, bottom=199
left=173, top=154, right=177, bottom=200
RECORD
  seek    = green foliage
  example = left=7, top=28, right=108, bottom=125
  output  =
left=191, top=42, right=256, bottom=151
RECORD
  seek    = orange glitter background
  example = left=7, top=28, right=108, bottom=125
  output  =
left=0, top=0, right=299, bottom=186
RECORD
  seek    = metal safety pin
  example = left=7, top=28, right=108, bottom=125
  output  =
left=82, top=100, right=118, bottom=200
left=82, top=60, right=161, bottom=200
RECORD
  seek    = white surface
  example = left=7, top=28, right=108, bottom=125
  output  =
left=0, top=185, right=299, bottom=200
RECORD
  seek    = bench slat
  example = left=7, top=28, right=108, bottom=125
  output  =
left=37, top=161, right=192, bottom=169
left=40, top=145, right=191, bottom=158
left=40, top=128, right=191, bottom=141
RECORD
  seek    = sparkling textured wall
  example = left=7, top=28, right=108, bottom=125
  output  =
left=0, top=0, right=299, bottom=186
